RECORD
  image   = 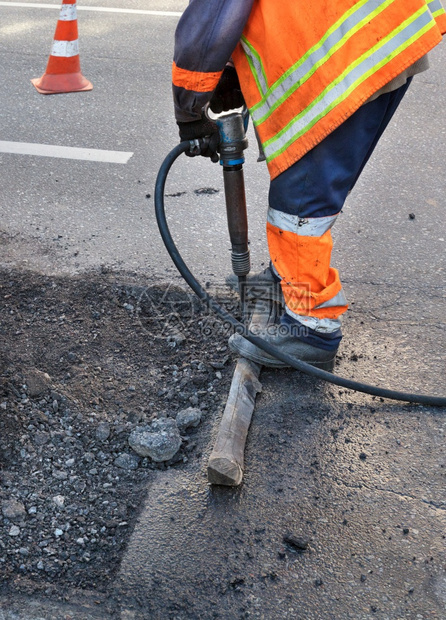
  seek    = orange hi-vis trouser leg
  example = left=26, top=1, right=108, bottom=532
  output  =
left=267, top=214, right=346, bottom=334
left=266, top=80, right=412, bottom=334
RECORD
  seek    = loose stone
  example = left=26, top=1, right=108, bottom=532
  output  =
left=283, top=533, right=310, bottom=552
left=129, top=418, right=181, bottom=462
left=176, top=407, right=202, bottom=433
left=114, top=453, right=140, bottom=470
left=25, top=369, right=52, bottom=397
left=95, top=422, right=111, bottom=442
left=34, top=431, right=50, bottom=446
left=2, top=499, right=26, bottom=521
left=52, top=470, right=68, bottom=480
left=52, top=495, right=65, bottom=508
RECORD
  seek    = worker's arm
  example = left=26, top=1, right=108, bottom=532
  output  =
left=172, top=0, right=254, bottom=123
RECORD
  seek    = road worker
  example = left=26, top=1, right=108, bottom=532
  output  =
left=172, top=0, right=446, bottom=371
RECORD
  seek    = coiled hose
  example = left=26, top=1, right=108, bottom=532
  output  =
left=154, top=141, right=446, bottom=407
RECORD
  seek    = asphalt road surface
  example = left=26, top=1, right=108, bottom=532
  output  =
left=1, top=1, right=443, bottom=291
left=1, top=1, right=445, bottom=618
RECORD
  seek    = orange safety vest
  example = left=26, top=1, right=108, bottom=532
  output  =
left=232, top=0, right=446, bottom=180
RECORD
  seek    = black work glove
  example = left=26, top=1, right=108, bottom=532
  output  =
left=177, top=116, right=220, bottom=163
left=210, top=65, right=244, bottom=114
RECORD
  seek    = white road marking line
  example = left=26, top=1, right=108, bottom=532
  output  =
left=0, top=2, right=182, bottom=16
left=0, top=141, right=133, bottom=163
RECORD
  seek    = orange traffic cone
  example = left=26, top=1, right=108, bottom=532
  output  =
left=31, top=0, right=92, bottom=94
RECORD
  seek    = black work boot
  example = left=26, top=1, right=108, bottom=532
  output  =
left=228, top=323, right=338, bottom=371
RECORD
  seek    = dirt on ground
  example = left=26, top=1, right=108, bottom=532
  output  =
left=0, top=266, right=238, bottom=599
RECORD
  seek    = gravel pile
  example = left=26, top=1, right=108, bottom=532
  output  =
left=0, top=268, right=236, bottom=596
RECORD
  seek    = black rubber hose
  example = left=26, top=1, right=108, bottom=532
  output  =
left=154, top=142, right=446, bottom=407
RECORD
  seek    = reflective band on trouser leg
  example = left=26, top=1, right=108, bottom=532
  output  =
left=266, top=210, right=348, bottom=333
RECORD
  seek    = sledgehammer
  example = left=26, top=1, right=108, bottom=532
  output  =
left=206, top=109, right=263, bottom=486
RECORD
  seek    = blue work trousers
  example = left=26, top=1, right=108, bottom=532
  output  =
left=266, top=80, right=411, bottom=336
left=269, top=80, right=412, bottom=218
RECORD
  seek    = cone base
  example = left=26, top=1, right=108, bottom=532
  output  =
left=31, top=72, right=93, bottom=95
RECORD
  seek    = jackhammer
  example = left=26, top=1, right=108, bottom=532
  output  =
left=154, top=109, right=446, bottom=408
left=212, top=109, right=250, bottom=316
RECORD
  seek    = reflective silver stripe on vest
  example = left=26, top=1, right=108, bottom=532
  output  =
left=427, top=0, right=445, bottom=17
left=284, top=307, right=343, bottom=333
left=240, top=38, right=268, bottom=97
left=313, top=289, right=348, bottom=309
left=262, top=8, right=434, bottom=162
left=268, top=207, right=339, bottom=237
left=251, top=0, right=393, bottom=124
